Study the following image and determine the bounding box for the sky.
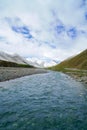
[0,0,87,66]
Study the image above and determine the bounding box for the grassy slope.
[48,49,87,83]
[0,60,34,68]
[50,49,87,71]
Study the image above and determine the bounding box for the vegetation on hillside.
[0,60,34,68]
[49,49,87,71]
[48,49,87,83]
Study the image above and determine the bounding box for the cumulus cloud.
[0,0,87,66]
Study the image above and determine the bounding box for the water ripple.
[0,72,87,130]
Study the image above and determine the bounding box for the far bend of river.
[0,71,87,130]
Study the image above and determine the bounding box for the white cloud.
[0,0,87,66]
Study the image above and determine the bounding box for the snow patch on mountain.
[0,51,58,68]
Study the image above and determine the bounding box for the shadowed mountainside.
[0,52,35,68]
[0,60,34,68]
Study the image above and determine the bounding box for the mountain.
[49,49,87,70]
[0,51,50,68]
[27,58,58,68]
[0,52,29,64]
[27,59,45,68]
[0,52,34,67]
[0,51,59,68]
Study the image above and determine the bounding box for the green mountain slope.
[0,60,34,68]
[50,49,87,71]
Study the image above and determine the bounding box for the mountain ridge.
[0,51,57,68]
[49,49,87,70]
[0,51,35,68]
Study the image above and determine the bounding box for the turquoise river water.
[0,71,87,130]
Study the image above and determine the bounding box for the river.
[0,71,87,130]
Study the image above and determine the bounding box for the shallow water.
[0,72,87,130]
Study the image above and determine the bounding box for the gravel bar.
[0,67,48,82]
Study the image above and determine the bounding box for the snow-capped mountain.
[0,51,58,68]
[0,51,29,65]
[0,51,45,68]
[27,58,58,68]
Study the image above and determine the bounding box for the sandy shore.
[0,67,48,82]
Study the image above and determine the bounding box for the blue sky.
[0,0,87,66]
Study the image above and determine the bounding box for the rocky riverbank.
[0,67,48,82]
[65,70,87,84]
